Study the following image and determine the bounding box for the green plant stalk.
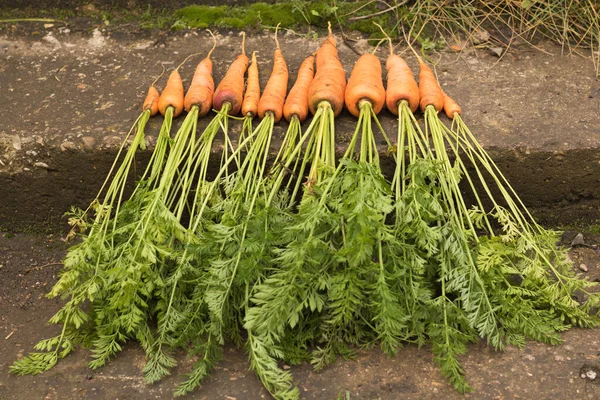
[144,102,270,386]
[243,102,338,400]
[425,105,501,339]
[85,104,204,371]
[175,109,321,397]
[245,100,404,398]
[443,113,600,317]
[9,107,159,376]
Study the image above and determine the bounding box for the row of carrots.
[140,25,461,140]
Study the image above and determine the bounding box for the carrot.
[386,54,420,114]
[344,53,385,117]
[158,69,185,117]
[184,30,217,116]
[308,22,346,116]
[373,24,419,115]
[283,54,314,122]
[242,51,260,118]
[418,60,444,112]
[257,26,288,122]
[405,38,444,112]
[143,86,160,116]
[213,32,249,115]
[443,90,462,119]
[142,64,165,116]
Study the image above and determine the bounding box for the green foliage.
[10,64,600,400]
[174,3,298,30]
[170,1,396,35]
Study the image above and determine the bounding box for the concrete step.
[1,27,600,232]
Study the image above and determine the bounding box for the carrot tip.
[206,29,217,58]
[274,23,281,49]
[240,31,246,56]
[151,64,166,87]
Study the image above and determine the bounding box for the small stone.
[282,365,291,370]
[34,162,49,169]
[12,135,22,151]
[579,263,589,272]
[81,136,96,150]
[44,23,54,29]
[60,141,77,151]
[586,370,597,380]
[144,136,155,148]
[473,28,490,43]
[571,233,585,246]
[133,41,153,50]
[85,374,93,380]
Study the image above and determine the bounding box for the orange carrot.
[158,69,185,117]
[184,31,217,116]
[373,25,419,115]
[386,53,420,114]
[213,32,249,115]
[405,38,445,112]
[257,26,288,122]
[241,51,260,118]
[142,65,166,116]
[308,23,347,116]
[443,90,462,119]
[283,54,315,122]
[143,86,160,116]
[418,59,444,112]
[344,53,386,117]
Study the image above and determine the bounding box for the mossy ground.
[0,1,397,40]
[171,2,395,37]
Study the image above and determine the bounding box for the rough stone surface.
[1,26,600,232]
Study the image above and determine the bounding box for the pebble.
[33,162,49,169]
[571,233,585,246]
[579,263,589,272]
[81,136,96,150]
[12,135,22,151]
[60,141,77,151]
[586,370,597,380]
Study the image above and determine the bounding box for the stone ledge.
[1,29,599,232]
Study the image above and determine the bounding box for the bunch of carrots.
[11,25,599,400]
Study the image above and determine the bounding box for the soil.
[0,232,599,399]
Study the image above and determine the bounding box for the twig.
[343,36,361,56]
[0,18,66,24]
[340,0,377,18]
[25,262,63,273]
[348,0,408,21]
[328,0,362,56]
[5,330,16,340]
